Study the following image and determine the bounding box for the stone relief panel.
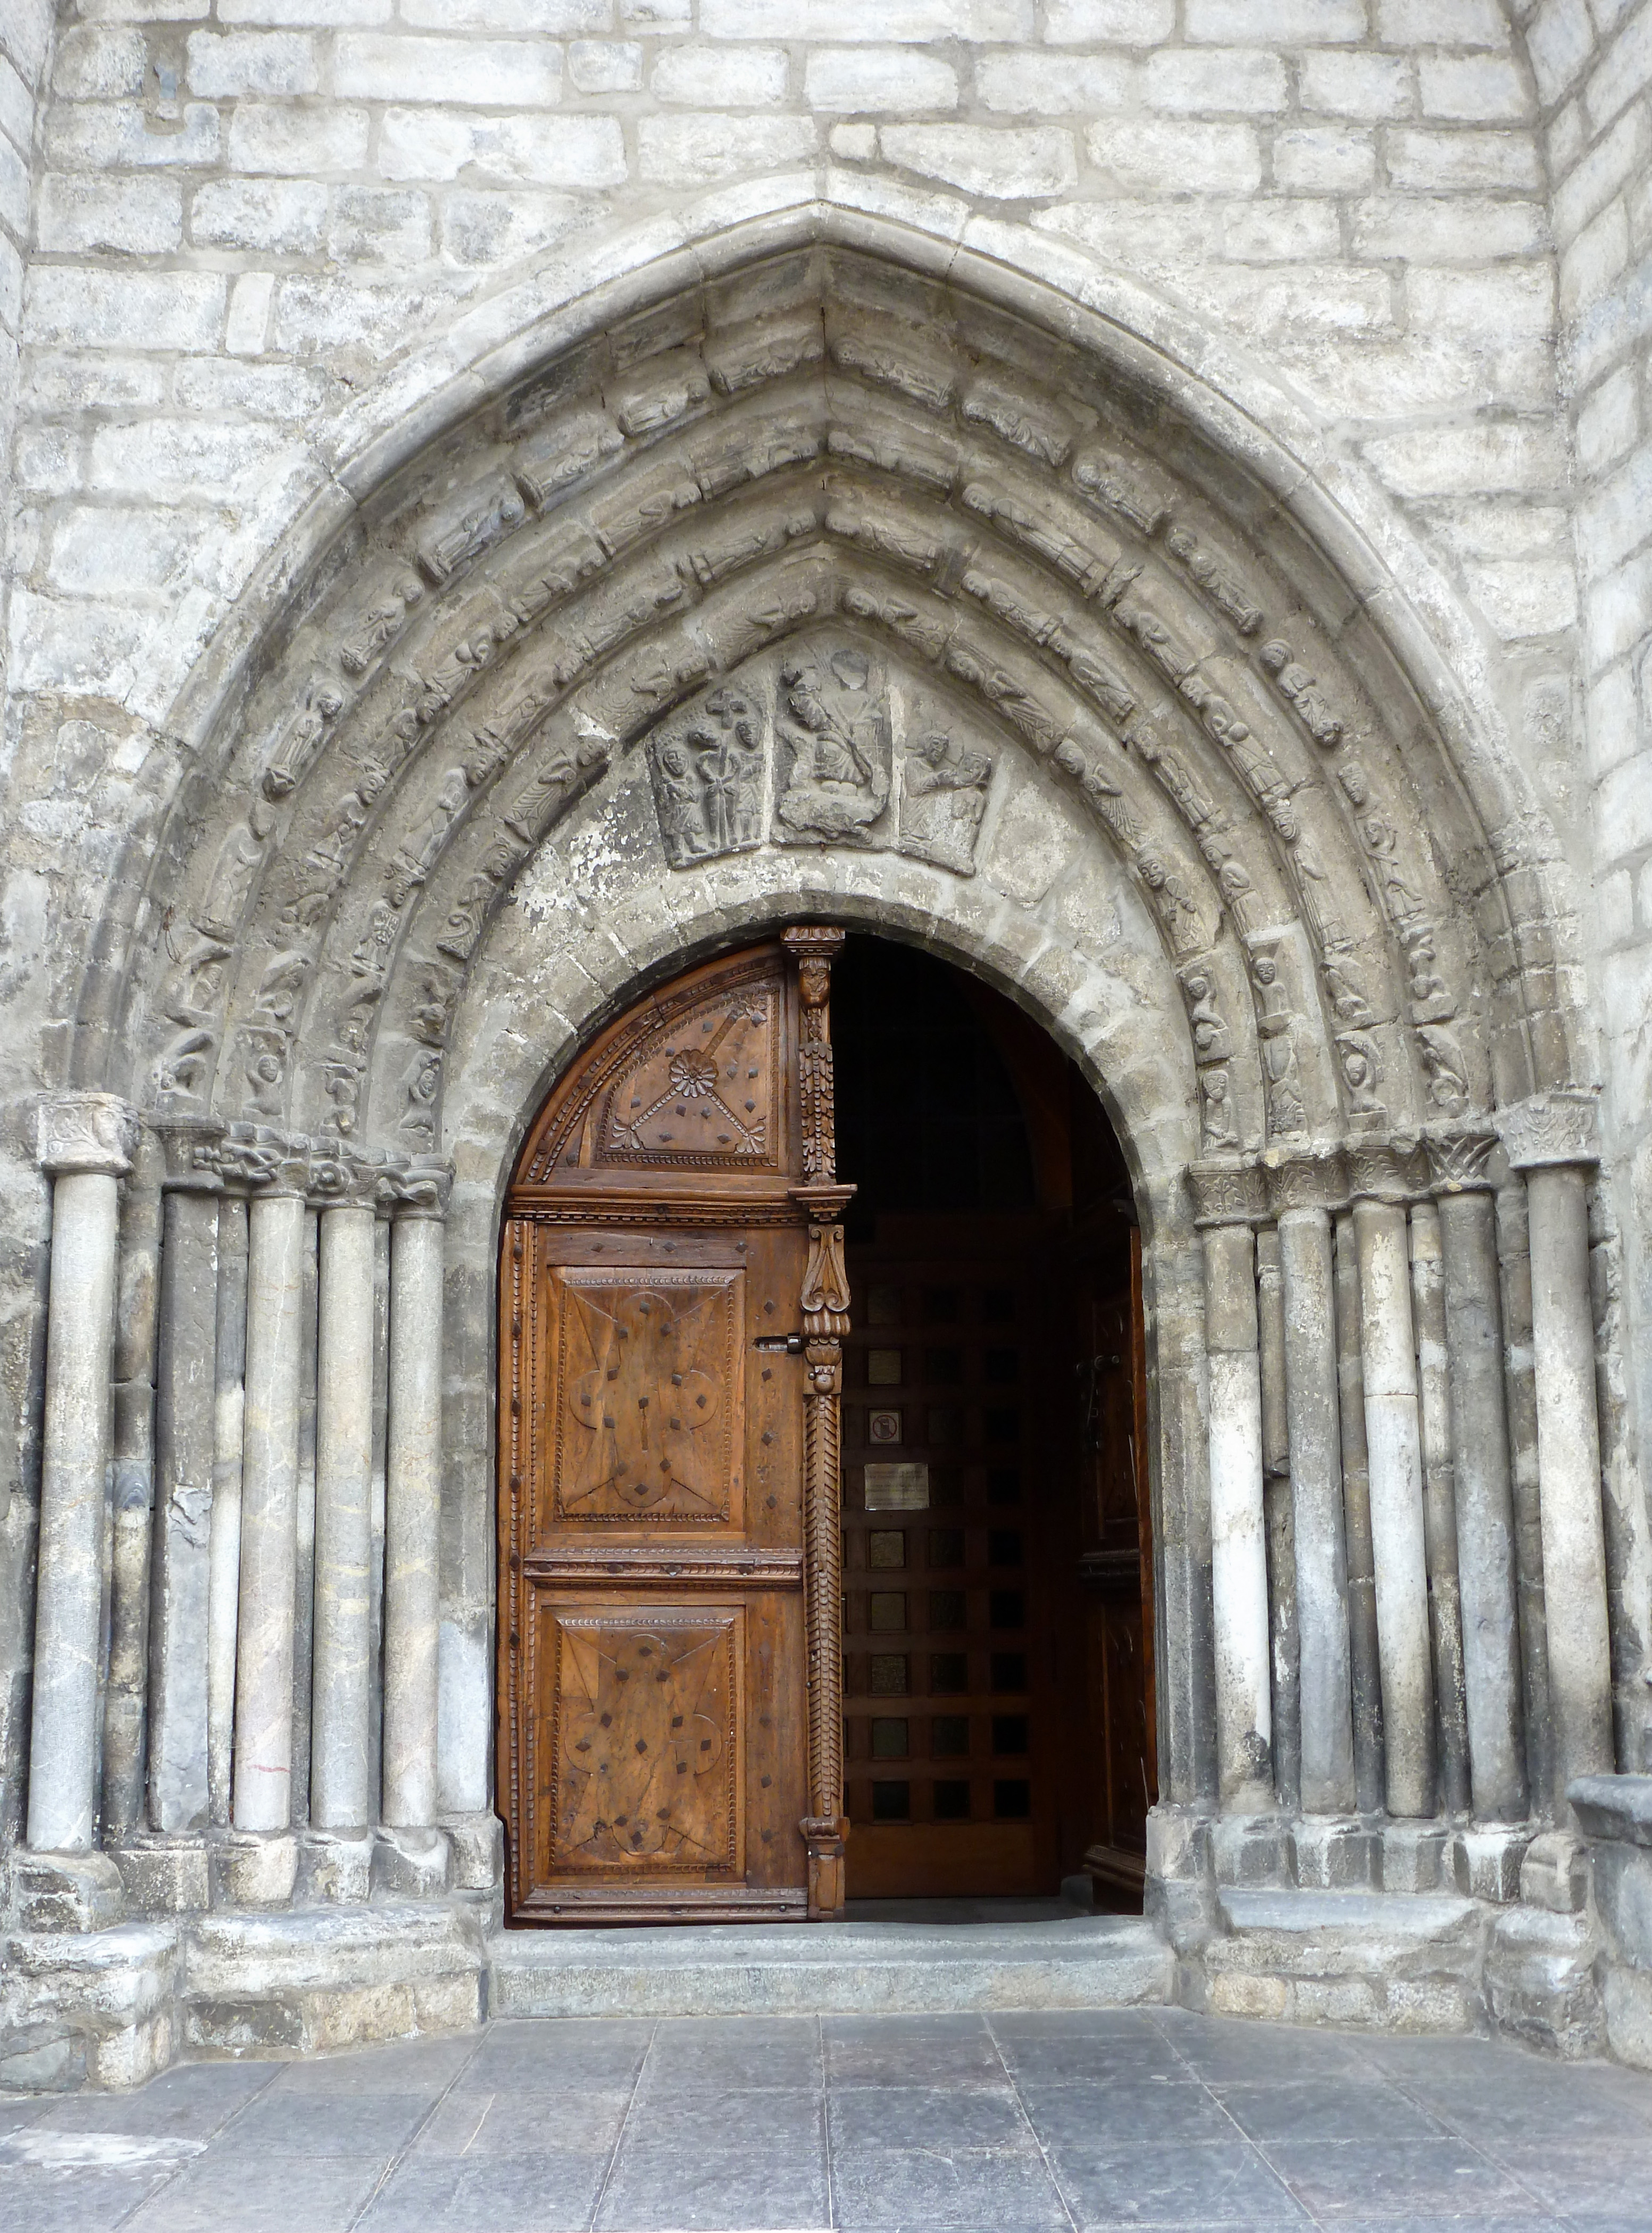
[637,634,998,879]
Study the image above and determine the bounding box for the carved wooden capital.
[1497,1091,1600,1173]
[36,1091,139,1179]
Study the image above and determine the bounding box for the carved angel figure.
[897,729,993,876]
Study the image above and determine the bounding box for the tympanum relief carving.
[644,635,997,877]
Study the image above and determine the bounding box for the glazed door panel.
[499,936,850,1925]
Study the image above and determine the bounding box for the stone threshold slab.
[487,1913,1173,2017]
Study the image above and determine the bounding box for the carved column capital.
[216,1122,310,1196]
[1497,1090,1600,1173]
[1344,1136,1426,1205]
[1186,1157,1267,1229]
[306,1146,382,1211]
[1260,1146,1347,1218]
[1422,1124,1501,1195]
[152,1113,227,1192]
[36,1091,139,1179]
[377,1157,454,1221]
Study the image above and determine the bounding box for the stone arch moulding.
[23,223,1627,1973]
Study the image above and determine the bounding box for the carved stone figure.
[195,802,277,940]
[262,681,344,801]
[773,645,891,847]
[897,729,994,875]
[647,687,765,867]
[1249,944,1307,1138]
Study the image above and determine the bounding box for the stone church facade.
[3,0,1652,2089]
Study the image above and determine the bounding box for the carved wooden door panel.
[499,934,851,1924]
[1078,1230,1157,1898]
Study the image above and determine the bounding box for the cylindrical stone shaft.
[1202,1222,1272,1807]
[1256,1229,1300,1812]
[28,1167,124,1854]
[1353,1197,1436,1818]
[311,1202,377,1830]
[207,1194,248,1828]
[1279,1207,1355,1813]
[1334,1209,1384,1811]
[1526,1164,1615,1807]
[104,1126,164,1840]
[1497,1180,1553,1816]
[383,1211,445,1829]
[148,1184,221,1832]
[233,1189,306,1834]
[1438,1187,1526,1821]
[1409,1202,1470,1817]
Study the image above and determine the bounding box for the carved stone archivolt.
[107,241,1568,1177]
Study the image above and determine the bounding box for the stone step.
[1202,1887,1487,2031]
[488,1914,1174,2018]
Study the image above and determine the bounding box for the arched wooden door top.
[498,931,851,1925]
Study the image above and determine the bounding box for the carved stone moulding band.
[36,1091,139,1179]
[1496,1090,1601,1173]
[1186,1157,1267,1229]
[1422,1125,1501,1195]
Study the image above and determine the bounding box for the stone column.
[1334,1207,1385,1812]
[230,1136,309,1886]
[1269,1157,1356,1815]
[147,1118,223,1837]
[1500,1094,1614,1813]
[305,1157,379,1895]
[1349,1146,1435,1820]
[1497,1177,1553,1813]
[1409,1199,1471,1817]
[377,1161,451,1895]
[1427,1130,1526,1824]
[207,1188,249,1828]
[1189,1164,1272,1810]
[1255,1227,1300,1815]
[103,1121,163,1844]
[28,1093,138,1862]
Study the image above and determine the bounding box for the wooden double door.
[498,930,1154,1924]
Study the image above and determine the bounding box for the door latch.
[753,1333,806,1353]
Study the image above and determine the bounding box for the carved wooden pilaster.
[783,925,852,1920]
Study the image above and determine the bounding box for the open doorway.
[832,936,1156,1908]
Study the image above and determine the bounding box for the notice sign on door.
[864,1463,929,1512]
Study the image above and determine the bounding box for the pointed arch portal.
[22,224,1621,1993]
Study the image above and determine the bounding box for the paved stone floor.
[4,2007,1652,2232]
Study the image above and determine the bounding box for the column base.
[211,1830,298,1910]
[296,1829,375,1905]
[1381,1821,1450,1893]
[1212,1812,1290,1888]
[112,1837,211,1916]
[440,1811,504,1893]
[15,1849,126,1933]
[1451,1824,1532,1904]
[1290,1817,1380,1890]
[1521,1828,1589,1913]
[372,1824,450,1899]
